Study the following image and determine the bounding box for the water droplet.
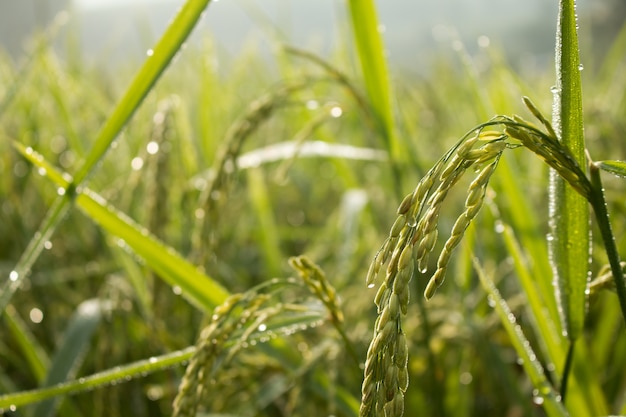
[532,395,544,405]
[57,187,66,196]
[146,49,154,56]
[459,372,473,385]
[44,240,52,250]
[367,283,375,289]
[29,307,43,323]
[477,35,490,48]
[494,220,505,234]
[578,63,584,71]
[9,270,19,281]
[330,106,343,118]
[487,294,496,307]
[550,85,560,94]
[131,157,144,171]
[146,141,159,155]
[172,286,182,295]
[258,323,267,332]
[37,167,47,176]
[149,357,158,364]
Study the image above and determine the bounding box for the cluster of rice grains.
[172,292,277,417]
[360,97,592,417]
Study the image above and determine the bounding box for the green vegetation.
[2,0,626,416]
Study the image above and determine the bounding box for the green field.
[2,1,626,416]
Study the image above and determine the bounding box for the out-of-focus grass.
[1,3,626,416]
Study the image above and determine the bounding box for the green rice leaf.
[0,347,196,409]
[0,309,328,409]
[3,305,49,382]
[33,299,104,417]
[596,160,626,179]
[475,259,569,417]
[13,143,230,311]
[346,0,399,160]
[72,0,213,184]
[550,0,590,341]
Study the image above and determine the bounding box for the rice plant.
[1,0,626,416]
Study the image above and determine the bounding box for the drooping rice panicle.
[361,99,597,415]
[173,292,272,417]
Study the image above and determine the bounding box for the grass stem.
[589,160,626,325]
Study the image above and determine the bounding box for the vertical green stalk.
[550,0,590,342]
[589,162,626,324]
[346,0,394,149]
[346,0,404,196]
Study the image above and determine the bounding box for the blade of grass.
[72,0,213,185]
[247,167,283,277]
[0,347,196,409]
[499,223,563,373]
[588,161,626,325]
[14,143,229,311]
[3,304,49,382]
[474,258,569,417]
[550,0,590,342]
[33,299,104,417]
[346,0,404,195]
[0,308,329,409]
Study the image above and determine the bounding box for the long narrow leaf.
[72,0,213,184]
[33,299,104,417]
[3,304,49,382]
[0,308,328,409]
[474,259,569,417]
[14,143,230,311]
[346,0,399,161]
[550,0,590,341]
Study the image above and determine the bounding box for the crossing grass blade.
[14,142,230,312]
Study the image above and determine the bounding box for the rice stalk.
[190,82,306,265]
[362,98,598,415]
[172,292,272,417]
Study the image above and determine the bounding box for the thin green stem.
[588,160,626,325]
